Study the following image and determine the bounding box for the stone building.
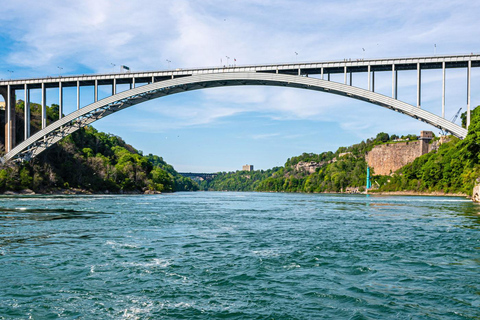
[242,164,254,172]
[366,131,438,176]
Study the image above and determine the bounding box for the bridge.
[178,172,218,181]
[1,53,479,163]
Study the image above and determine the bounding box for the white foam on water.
[105,240,139,249]
[123,258,171,269]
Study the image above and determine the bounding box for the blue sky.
[0,0,479,172]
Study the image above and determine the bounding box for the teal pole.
[366,167,371,189]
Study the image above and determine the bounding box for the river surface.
[0,192,479,319]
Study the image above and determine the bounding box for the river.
[0,192,479,319]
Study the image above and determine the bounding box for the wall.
[366,139,438,176]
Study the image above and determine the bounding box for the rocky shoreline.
[367,190,468,198]
[1,188,163,195]
[2,188,475,201]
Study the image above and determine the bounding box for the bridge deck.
[1,54,479,89]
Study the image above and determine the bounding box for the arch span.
[3,72,467,162]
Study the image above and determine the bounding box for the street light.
[7,70,13,78]
[166,59,171,69]
[295,52,298,62]
[57,66,63,77]
[111,63,116,73]
[226,56,230,66]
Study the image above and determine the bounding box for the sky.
[0,0,479,172]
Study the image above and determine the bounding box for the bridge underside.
[3,72,468,163]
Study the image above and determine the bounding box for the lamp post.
[57,66,63,77]
[111,63,116,73]
[295,52,298,62]
[226,56,230,67]
[166,59,171,69]
[7,70,13,78]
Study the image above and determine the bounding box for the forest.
[0,101,198,193]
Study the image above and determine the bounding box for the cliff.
[366,132,440,175]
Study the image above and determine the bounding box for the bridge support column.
[442,61,445,118]
[94,79,98,102]
[3,85,15,153]
[344,66,347,84]
[321,67,324,80]
[41,83,46,129]
[58,81,63,120]
[467,60,471,128]
[132,77,136,89]
[392,64,396,98]
[417,63,421,108]
[112,78,116,95]
[372,71,375,92]
[24,84,30,140]
[368,65,371,91]
[77,81,80,110]
[349,71,352,86]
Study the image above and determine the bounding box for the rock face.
[472,185,480,202]
[294,161,325,174]
[366,134,440,176]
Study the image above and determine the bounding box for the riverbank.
[2,188,163,195]
[1,188,470,199]
[367,190,468,197]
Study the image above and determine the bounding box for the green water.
[0,192,479,319]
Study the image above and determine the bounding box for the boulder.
[472,185,480,202]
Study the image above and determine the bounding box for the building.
[242,164,254,172]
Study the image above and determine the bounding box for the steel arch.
[3,72,468,162]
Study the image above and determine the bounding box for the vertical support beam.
[151,76,155,83]
[94,79,98,102]
[368,65,371,91]
[112,78,116,95]
[132,77,136,88]
[77,81,80,110]
[442,61,445,118]
[6,85,11,152]
[396,69,399,99]
[392,64,395,98]
[344,66,347,84]
[24,84,30,139]
[349,72,352,86]
[467,60,471,128]
[417,62,421,108]
[41,83,46,129]
[328,73,330,81]
[59,81,63,120]
[298,68,301,76]
[321,67,324,80]
[372,71,375,92]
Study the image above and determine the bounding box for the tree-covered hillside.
[378,107,480,195]
[0,101,198,193]
[203,132,410,193]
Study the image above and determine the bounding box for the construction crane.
[440,107,462,136]
[451,107,462,123]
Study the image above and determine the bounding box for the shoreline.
[1,188,470,199]
[366,190,468,198]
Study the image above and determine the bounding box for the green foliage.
[380,106,480,195]
[203,168,281,191]
[0,124,198,193]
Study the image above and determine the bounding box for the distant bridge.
[179,172,218,181]
[1,53,479,163]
